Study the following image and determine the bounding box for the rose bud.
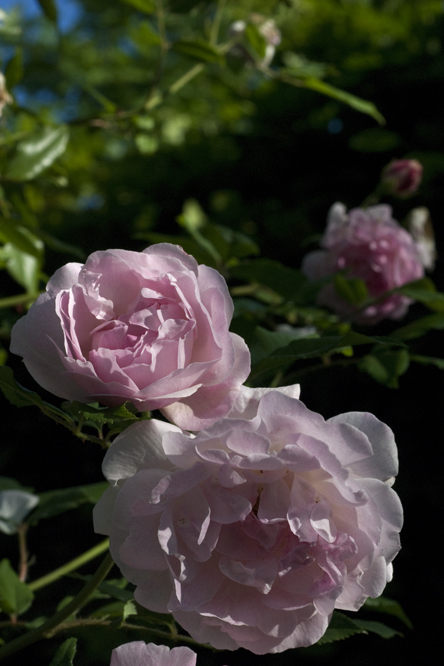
[381,159,423,198]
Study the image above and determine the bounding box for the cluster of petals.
[94,386,402,655]
[10,243,250,430]
[110,641,197,666]
[302,202,425,324]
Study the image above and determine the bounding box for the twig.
[0,553,114,661]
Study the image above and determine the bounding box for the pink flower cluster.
[10,244,250,430]
[94,386,402,655]
[10,241,404,655]
[302,202,425,323]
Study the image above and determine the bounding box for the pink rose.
[302,202,425,324]
[381,159,423,198]
[10,244,250,430]
[94,386,402,655]
[110,642,196,666]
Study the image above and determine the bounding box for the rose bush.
[110,642,197,666]
[94,386,402,654]
[10,243,250,430]
[302,202,425,323]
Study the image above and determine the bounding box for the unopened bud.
[381,159,423,198]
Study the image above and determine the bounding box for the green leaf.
[36,0,58,24]
[129,22,161,51]
[334,273,369,306]
[0,559,34,616]
[4,48,24,89]
[29,482,108,525]
[177,198,207,232]
[34,229,86,261]
[391,312,444,341]
[395,278,444,312]
[358,349,410,388]
[244,24,267,60]
[5,126,70,181]
[250,330,403,379]
[230,259,307,301]
[123,599,138,621]
[0,219,43,260]
[173,40,224,65]
[410,354,444,371]
[98,580,134,602]
[233,298,268,319]
[352,619,402,639]
[82,85,117,113]
[0,477,32,493]
[119,0,155,14]
[316,611,366,645]
[282,51,329,79]
[3,244,41,294]
[364,596,412,629]
[131,600,176,630]
[0,367,68,419]
[0,345,7,365]
[135,134,158,155]
[48,638,77,666]
[176,199,221,265]
[250,326,318,367]
[90,601,126,619]
[201,224,259,262]
[61,401,141,434]
[299,77,385,125]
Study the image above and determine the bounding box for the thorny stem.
[16,525,29,583]
[28,539,110,593]
[0,552,115,662]
[41,618,213,651]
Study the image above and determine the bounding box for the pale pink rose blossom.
[94,386,402,655]
[302,202,425,324]
[110,641,196,666]
[10,244,250,430]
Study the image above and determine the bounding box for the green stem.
[0,293,41,310]
[209,0,226,46]
[17,524,29,583]
[283,357,359,385]
[0,552,114,662]
[361,184,384,208]
[28,539,110,592]
[168,64,205,96]
[45,618,211,650]
[145,63,205,110]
